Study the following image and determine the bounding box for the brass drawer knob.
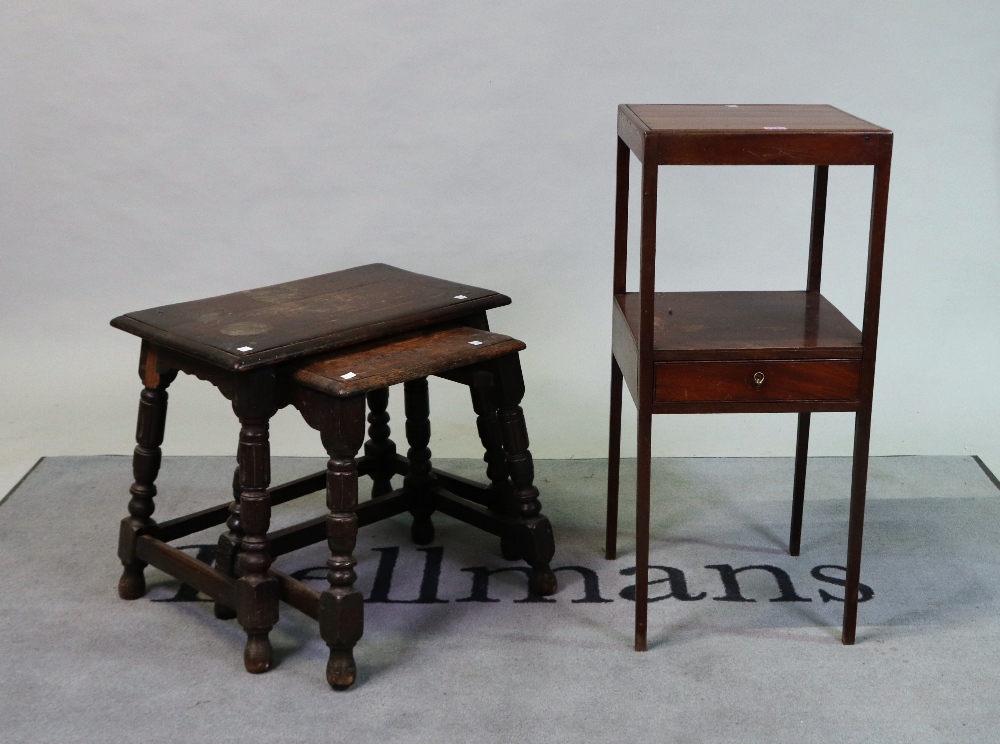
[753,371,765,386]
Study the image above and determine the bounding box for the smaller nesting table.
[111,264,557,689]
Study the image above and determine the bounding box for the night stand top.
[618,104,891,166]
[111,263,510,371]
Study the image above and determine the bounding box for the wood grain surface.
[615,291,863,361]
[111,264,510,370]
[291,326,525,396]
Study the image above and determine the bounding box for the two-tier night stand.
[604,105,892,651]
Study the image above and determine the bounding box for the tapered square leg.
[634,406,653,652]
[842,407,872,645]
[790,412,811,557]
[606,356,624,560]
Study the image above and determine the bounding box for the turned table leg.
[212,464,241,620]
[232,370,280,674]
[118,345,176,599]
[364,388,396,498]
[469,372,511,516]
[318,395,367,689]
[492,354,557,596]
[404,378,436,545]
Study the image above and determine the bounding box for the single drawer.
[655,359,861,403]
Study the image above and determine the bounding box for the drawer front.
[655,360,861,403]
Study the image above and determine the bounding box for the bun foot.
[529,567,558,597]
[214,602,237,620]
[118,564,146,600]
[410,515,434,546]
[243,631,273,674]
[327,649,357,690]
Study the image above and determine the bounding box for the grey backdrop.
[2,2,999,498]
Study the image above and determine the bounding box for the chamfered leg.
[403,378,435,545]
[118,344,176,599]
[790,412,811,557]
[634,405,652,651]
[842,407,873,645]
[606,356,624,560]
[364,387,396,498]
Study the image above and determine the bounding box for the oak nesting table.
[604,105,892,650]
[111,263,557,689]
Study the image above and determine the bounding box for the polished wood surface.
[291,326,525,396]
[111,264,510,371]
[113,265,557,690]
[627,104,885,132]
[615,291,863,361]
[654,359,861,403]
[618,104,890,166]
[606,103,893,652]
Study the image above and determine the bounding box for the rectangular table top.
[618,104,891,165]
[291,326,525,397]
[624,104,887,133]
[111,264,510,371]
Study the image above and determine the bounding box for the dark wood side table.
[111,264,557,680]
[285,324,552,688]
[604,105,892,650]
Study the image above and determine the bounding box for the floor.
[1,455,998,743]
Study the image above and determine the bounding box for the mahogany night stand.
[604,105,892,650]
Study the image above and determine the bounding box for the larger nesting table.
[111,263,557,686]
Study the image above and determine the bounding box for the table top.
[618,104,891,165]
[624,104,887,133]
[292,326,525,397]
[111,264,510,371]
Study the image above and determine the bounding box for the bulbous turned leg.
[232,369,279,674]
[493,354,557,596]
[364,388,397,498]
[243,629,272,674]
[404,378,435,546]
[117,350,175,600]
[213,465,241,620]
[470,374,513,519]
[118,563,147,600]
[327,648,358,691]
[317,394,367,690]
